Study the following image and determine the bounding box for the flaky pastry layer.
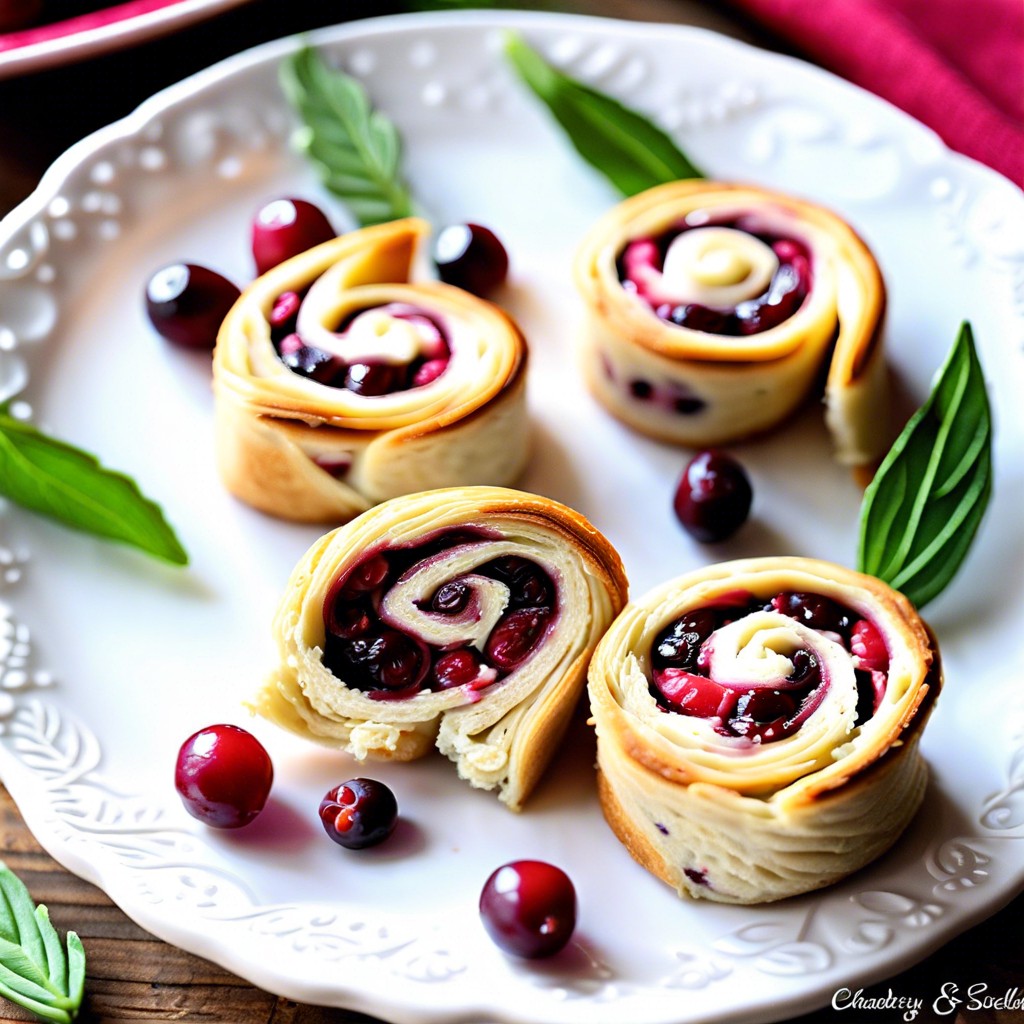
[258,485,628,810]
[214,219,529,522]
[588,557,940,903]
[574,181,888,466]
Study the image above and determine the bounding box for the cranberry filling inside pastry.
[650,591,889,742]
[321,531,558,701]
[618,217,813,336]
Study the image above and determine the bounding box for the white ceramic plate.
[1,11,1023,1024]
[0,0,251,79]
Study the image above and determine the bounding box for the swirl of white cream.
[656,226,779,307]
[612,609,860,794]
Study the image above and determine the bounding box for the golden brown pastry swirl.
[574,181,888,468]
[588,557,940,903]
[214,218,528,523]
[257,486,628,810]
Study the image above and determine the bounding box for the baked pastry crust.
[588,557,940,903]
[257,485,628,810]
[213,218,529,522]
[574,181,888,467]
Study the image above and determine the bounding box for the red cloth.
[727,0,1024,186]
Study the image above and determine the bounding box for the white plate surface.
[0,0,251,79]
[1,11,1023,1024]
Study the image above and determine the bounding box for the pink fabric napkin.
[726,0,1024,186]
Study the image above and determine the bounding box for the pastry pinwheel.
[257,486,628,810]
[574,181,888,468]
[214,218,528,522]
[588,557,940,903]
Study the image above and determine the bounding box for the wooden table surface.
[0,1,1020,1022]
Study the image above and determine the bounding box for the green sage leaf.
[0,863,85,1023]
[504,31,704,196]
[858,322,992,608]
[0,412,188,565]
[281,45,414,226]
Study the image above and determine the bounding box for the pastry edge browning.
[213,219,531,523]
[573,180,889,466]
[588,557,941,903]
[258,486,629,811]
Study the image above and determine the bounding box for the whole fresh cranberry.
[673,449,753,543]
[479,860,577,958]
[174,724,273,828]
[145,263,240,349]
[319,778,398,849]
[252,198,336,275]
[432,223,509,296]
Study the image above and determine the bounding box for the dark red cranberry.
[728,689,796,740]
[252,198,336,275]
[345,361,406,396]
[787,648,820,684]
[319,778,398,850]
[145,263,240,350]
[479,860,576,959]
[735,263,807,335]
[432,223,509,296]
[486,608,551,671]
[174,724,273,829]
[337,555,390,597]
[325,630,426,693]
[772,592,851,635]
[669,303,729,335]
[653,609,718,670]
[851,618,889,672]
[431,580,471,614]
[484,557,553,609]
[673,449,753,543]
[278,334,342,383]
[327,602,373,640]
[433,648,485,689]
[367,630,428,690]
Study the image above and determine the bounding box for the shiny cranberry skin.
[278,334,342,384]
[345,361,407,396]
[319,778,398,850]
[252,198,336,275]
[728,689,797,740]
[773,592,852,635]
[653,609,718,670]
[480,860,576,959]
[431,580,471,614]
[673,450,753,543]
[145,263,240,350]
[655,668,729,717]
[432,223,509,296]
[486,608,552,671]
[433,648,485,689]
[337,554,390,597]
[174,724,273,829]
